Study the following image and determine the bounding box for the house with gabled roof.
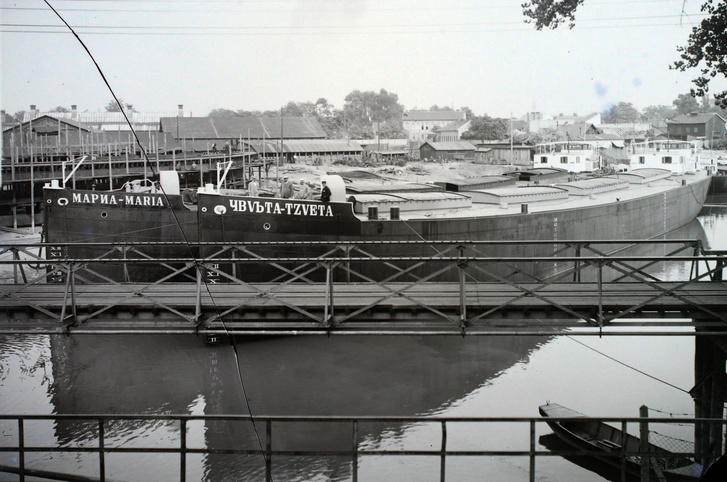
[402,110,467,143]
[433,119,472,142]
[3,115,93,160]
[667,112,726,142]
[418,140,476,161]
[526,112,602,133]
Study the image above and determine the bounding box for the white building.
[402,110,467,143]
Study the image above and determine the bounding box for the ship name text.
[71,193,165,207]
[228,199,334,217]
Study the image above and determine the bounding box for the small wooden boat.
[539,403,702,481]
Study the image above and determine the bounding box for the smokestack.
[178,104,184,117]
[30,105,39,118]
[71,105,78,120]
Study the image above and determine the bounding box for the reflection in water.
[0,205,724,480]
[44,334,549,480]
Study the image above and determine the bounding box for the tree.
[282,101,318,117]
[208,108,238,117]
[460,107,476,120]
[2,111,15,124]
[522,1,727,107]
[461,115,508,141]
[673,93,700,115]
[672,1,727,107]
[50,106,70,113]
[105,99,135,112]
[522,0,585,30]
[642,105,677,121]
[343,89,405,139]
[601,102,641,123]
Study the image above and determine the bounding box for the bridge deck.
[1,281,725,336]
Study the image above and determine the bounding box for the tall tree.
[50,106,70,113]
[282,101,317,117]
[672,1,727,107]
[642,105,677,121]
[343,89,404,139]
[461,115,508,141]
[673,93,700,115]
[522,1,727,107]
[601,102,641,123]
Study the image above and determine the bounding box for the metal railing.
[1,239,725,336]
[0,413,722,482]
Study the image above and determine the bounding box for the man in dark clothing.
[320,180,331,203]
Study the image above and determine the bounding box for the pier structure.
[0,147,266,228]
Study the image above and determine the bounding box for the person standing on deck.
[320,180,331,203]
[295,179,311,200]
[281,176,294,198]
[248,177,259,197]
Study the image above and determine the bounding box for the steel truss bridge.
[0,239,725,338]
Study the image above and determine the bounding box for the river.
[0,197,725,481]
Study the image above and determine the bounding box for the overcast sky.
[2,0,726,119]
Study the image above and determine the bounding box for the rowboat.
[539,403,702,480]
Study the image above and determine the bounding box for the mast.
[278,107,283,188]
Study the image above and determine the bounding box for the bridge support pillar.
[692,330,727,469]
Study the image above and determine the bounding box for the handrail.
[0,413,721,482]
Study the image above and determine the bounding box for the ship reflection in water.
[43,334,550,481]
[0,205,724,481]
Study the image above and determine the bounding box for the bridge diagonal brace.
[464,263,600,326]
[332,263,465,326]
[603,264,727,324]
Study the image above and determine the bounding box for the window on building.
[540,156,547,164]
[575,156,580,163]
[663,156,672,164]
[560,156,568,164]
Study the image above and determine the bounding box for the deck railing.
[0,413,722,482]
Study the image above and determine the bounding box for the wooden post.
[30,145,35,233]
[639,405,650,481]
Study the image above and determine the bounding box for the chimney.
[30,105,39,118]
[71,105,78,120]
[178,104,184,117]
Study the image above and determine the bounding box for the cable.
[41,1,272,477]
[565,334,691,393]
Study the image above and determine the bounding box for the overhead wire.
[41,0,272,476]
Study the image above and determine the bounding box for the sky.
[2,0,726,119]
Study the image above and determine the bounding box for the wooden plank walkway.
[1,281,726,335]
